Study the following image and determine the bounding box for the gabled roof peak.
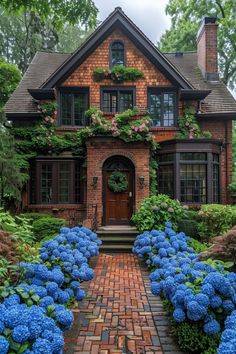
[42,7,193,89]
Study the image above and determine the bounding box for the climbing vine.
[176,107,212,139]
[9,103,159,192]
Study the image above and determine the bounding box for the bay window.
[158,141,221,204]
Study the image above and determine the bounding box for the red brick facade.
[24,23,233,227]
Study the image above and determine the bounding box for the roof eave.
[197,111,236,119]
[28,89,55,100]
[180,89,211,100]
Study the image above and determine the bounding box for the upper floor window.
[110,41,125,67]
[101,87,134,113]
[148,89,177,127]
[59,88,88,126]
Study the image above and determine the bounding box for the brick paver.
[64,254,184,354]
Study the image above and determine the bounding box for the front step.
[97,226,138,252]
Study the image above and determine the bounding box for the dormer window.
[110,41,125,67]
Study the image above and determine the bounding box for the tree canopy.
[0,8,94,73]
[0,116,29,208]
[0,0,98,30]
[0,59,21,108]
[159,0,236,89]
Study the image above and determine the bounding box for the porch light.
[138,175,145,189]
[91,176,98,189]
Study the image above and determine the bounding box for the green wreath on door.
[108,171,128,193]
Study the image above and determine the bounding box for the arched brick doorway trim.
[102,155,135,225]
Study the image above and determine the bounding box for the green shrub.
[188,238,209,253]
[178,210,199,239]
[131,194,184,232]
[198,204,236,241]
[20,212,51,222]
[163,299,220,354]
[171,320,220,353]
[32,217,65,241]
[0,209,35,245]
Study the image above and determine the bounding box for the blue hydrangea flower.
[203,319,220,335]
[0,336,9,354]
[12,325,30,343]
[173,308,186,323]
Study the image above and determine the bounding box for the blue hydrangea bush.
[0,226,101,353]
[133,222,236,353]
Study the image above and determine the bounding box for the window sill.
[28,204,86,210]
[150,127,179,131]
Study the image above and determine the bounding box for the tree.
[158,0,236,89]
[0,59,21,108]
[0,7,96,73]
[0,0,98,30]
[0,116,28,208]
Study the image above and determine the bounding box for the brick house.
[5,8,236,228]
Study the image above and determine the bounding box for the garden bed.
[133,222,236,354]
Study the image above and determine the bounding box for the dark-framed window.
[30,159,83,204]
[110,41,125,67]
[148,88,177,127]
[59,87,89,126]
[213,154,220,203]
[101,87,134,113]
[158,150,220,204]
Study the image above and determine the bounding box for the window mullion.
[207,152,213,203]
[175,153,180,200]
[117,90,120,111]
[72,94,74,126]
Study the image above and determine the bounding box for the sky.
[94,0,171,44]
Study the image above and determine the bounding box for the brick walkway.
[64,253,184,354]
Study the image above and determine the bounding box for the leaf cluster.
[93,66,144,83]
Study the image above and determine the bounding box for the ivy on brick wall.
[176,107,212,139]
[10,103,159,194]
[93,66,144,83]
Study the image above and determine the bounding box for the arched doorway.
[102,155,135,225]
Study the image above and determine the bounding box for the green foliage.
[93,66,144,83]
[198,204,236,240]
[0,115,29,207]
[0,209,35,245]
[178,209,199,239]
[0,282,41,306]
[32,217,65,241]
[171,320,220,353]
[227,181,236,195]
[20,212,52,222]
[188,238,208,253]
[0,0,98,30]
[0,58,21,108]
[176,107,212,139]
[149,155,158,196]
[162,299,220,353]
[0,257,19,282]
[0,7,96,73]
[158,0,236,89]
[131,194,184,232]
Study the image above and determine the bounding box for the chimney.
[197,17,219,81]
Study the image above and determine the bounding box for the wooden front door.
[103,156,134,225]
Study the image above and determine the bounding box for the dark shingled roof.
[5,51,70,114]
[165,52,236,113]
[5,50,236,115]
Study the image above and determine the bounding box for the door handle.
[129,191,132,197]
